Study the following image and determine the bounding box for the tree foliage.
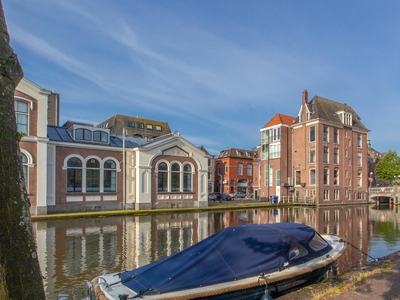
[0,1,46,299]
[375,150,400,186]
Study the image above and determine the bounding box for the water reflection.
[33,205,400,299]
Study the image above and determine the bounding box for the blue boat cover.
[120,223,332,295]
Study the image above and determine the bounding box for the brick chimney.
[302,89,308,105]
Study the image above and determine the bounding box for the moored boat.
[86,223,345,300]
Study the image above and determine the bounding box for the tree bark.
[0,1,46,299]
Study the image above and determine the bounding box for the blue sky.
[4,1,400,155]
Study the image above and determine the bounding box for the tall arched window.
[171,163,180,191]
[158,162,168,192]
[21,153,28,188]
[183,164,192,192]
[86,158,100,192]
[67,157,82,192]
[104,160,116,192]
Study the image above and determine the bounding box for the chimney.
[302,89,308,105]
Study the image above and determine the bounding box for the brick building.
[16,78,208,215]
[215,148,256,195]
[257,90,370,204]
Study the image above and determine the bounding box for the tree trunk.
[0,1,46,299]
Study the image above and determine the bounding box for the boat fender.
[118,294,129,300]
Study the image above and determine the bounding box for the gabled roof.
[298,96,368,131]
[263,114,296,128]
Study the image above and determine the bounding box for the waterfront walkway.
[278,250,400,300]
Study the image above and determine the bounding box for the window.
[309,147,316,163]
[276,169,280,186]
[67,157,82,192]
[217,163,221,175]
[295,170,301,186]
[21,153,28,188]
[75,128,92,141]
[261,128,281,160]
[155,125,162,131]
[158,162,168,191]
[93,131,108,143]
[238,163,243,175]
[103,160,116,192]
[183,164,192,192]
[309,126,315,142]
[224,163,228,174]
[127,121,134,127]
[334,128,338,144]
[15,100,29,135]
[86,158,100,192]
[358,153,362,166]
[323,147,329,163]
[323,126,329,142]
[146,124,153,130]
[171,163,180,191]
[264,165,273,186]
[137,122,144,129]
[310,169,316,185]
[324,190,329,200]
[247,164,252,176]
[334,169,339,185]
[334,190,339,200]
[334,148,339,164]
[358,170,362,187]
[324,168,329,185]
[357,134,362,147]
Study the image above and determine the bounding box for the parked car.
[208,192,232,202]
[229,191,247,199]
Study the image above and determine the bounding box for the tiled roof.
[301,96,368,131]
[263,114,296,128]
[217,148,256,159]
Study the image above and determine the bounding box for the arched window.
[104,160,116,192]
[86,158,100,192]
[67,157,82,192]
[75,128,92,141]
[183,164,192,192]
[21,153,28,188]
[158,162,168,192]
[171,163,180,191]
[15,100,29,135]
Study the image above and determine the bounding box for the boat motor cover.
[120,222,332,295]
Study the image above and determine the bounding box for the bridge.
[369,186,400,204]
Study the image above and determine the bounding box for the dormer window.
[69,125,109,144]
[75,128,92,141]
[146,124,153,130]
[337,111,352,126]
[137,122,144,129]
[127,121,134,127]
[237,151,242,156]
[155,125,162,131]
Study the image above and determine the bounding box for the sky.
[3,1,400,156]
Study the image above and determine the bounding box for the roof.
[96,114,171,136]
[47,125,147,148]
[298,96,368,131]
[217,148,256,159]
[263,114,296,128]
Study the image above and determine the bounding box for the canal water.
[34,204,400,299]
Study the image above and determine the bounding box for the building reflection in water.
[34,205,397,299]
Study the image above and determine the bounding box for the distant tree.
[375,150,400,186]
[0,1,46,299]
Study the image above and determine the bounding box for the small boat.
[86,223,345,300]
